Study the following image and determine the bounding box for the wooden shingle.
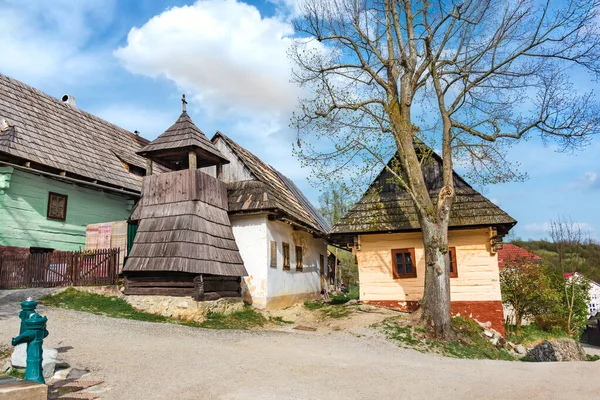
[0,73,158,191]
[331,152,516,235]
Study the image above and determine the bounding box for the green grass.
[6,368,25,380]
[506,324,569,344]
[0,345,10,360]
[321,306,351,319]
[40,288,171,323]
[270,316,294,324]
[304,298,354,319]
[41,288,266,330]
[304,300,325,310]
[329,285,359,305]
[380,316,516,361]
[586,354,600,361]
[199,308,267,330]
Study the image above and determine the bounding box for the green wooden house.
[0,74,150,252]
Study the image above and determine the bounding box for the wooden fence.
[0,249,120,289]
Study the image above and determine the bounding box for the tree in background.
[291,0,600,338]
[500,259,558,335]
[318,182,359,287]
[548,217,592,336]
[318,182,352,228]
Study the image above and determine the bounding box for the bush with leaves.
[539,271,591,337]
[500,259,559,335]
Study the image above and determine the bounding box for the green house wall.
[0,167,136,251]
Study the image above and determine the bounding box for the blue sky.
[0,0,598,241]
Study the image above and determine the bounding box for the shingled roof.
[0,73,151,192]
[213,132,331,234]
[138,111,229,169]
[497,244,542,268]
[331,152,516,235]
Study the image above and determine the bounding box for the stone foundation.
[125,295,245,322]
[74,286,245,323]
[361,300,420,312]
[361,299,505,336]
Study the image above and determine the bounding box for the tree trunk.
[420,217,453,339]
[515,310,522,336]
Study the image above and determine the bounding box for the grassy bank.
[379,316,516,361]
[40,288,266,330]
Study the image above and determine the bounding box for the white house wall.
[266,219,328,308]
[230,214,269,308]
[589,280,600,317]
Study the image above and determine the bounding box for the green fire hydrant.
[11,311,49,384]
[18,297,38,334]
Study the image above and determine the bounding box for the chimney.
[61,94,76,107]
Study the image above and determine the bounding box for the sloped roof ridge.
[139,112,228,163]
[0,73,150,145]
[213,131,330,233]
[331,144,516,234]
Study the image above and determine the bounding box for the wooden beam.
[146,159,153,176]
[188,151,197,170]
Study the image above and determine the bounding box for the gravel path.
[0,289,597,399]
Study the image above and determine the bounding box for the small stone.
[484,330,494,338]
[55,361,71,370]
[42,359,56,379]
[515,344,527,354]
[52,366,72,380]
[526,339,586,362]
[67,368,90,380]
[177,301,189,309]
[491,336,499,346]
[11,343,27,368]
[346,299,359,306]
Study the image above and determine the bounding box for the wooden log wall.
[141,169,228,210]
[124,272,242,299]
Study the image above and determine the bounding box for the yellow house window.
[448,247,458,278]
[391,248,416,279]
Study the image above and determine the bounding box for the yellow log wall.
[357,228,501,303]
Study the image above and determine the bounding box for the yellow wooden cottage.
[330,153,516,335]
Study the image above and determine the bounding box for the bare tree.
[549,216,590,335]
[290,0,600,338]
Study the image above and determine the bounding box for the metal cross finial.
[182,94,187,112]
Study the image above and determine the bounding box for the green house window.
[47,192,68,221]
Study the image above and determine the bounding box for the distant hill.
[511,240,600,283]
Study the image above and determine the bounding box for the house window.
[391,248,417,279]
[448,247,458,278]
[282,242,290,270]
[319,254,325,277]
[270,241,277,268]
[47,192,68,221]
[296,246,303,272]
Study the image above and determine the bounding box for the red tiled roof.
[498,244,542,268]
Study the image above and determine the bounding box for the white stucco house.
[565,272,600,318]
[201,132,330,309]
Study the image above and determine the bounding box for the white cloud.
[113,0,320,197]
[583,171,599,189]
[0,0,115,86]
[114,0,299,118]
[523,221,596,235]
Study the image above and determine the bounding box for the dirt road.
[0,290,597,399]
